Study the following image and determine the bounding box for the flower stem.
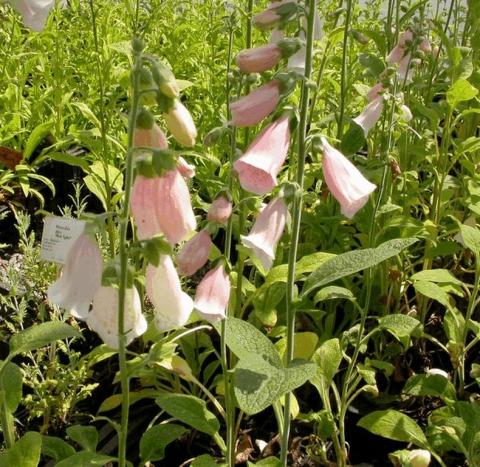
[117,40,142,467]
[281,1,316,465]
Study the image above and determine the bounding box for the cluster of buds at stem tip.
[164,100,197,147]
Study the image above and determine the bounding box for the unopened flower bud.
[409,449,431,467]
[399,104,413,122]
[151,59,179,99]
[164,101,197,147]
[208,196,232,224]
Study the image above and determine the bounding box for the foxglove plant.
[2,0,62,31]
[353,96,384,135]
[207,195,232,224]
[176,229,213,276]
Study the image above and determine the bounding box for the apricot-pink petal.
[133,123,168,150]
[47,234,103,320]
[366,83,384,102]
[146,256,193,330]
[87,286,147,350]
[321,137,376,218]
[9,0,61,31]
[233,115,290,195]
[131,171,196,245]
[397,54,414,82]
[176,230,212,276]
[236,44,283,73]
[164,100,197,147]
[194,265,230,322]
[176,156,195,179]
[241,197,287,270]
[230,80,281,128]
[353,97,384,135]
[207,196,233,224]
[386,44,406,65]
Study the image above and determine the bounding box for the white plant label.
[40,216,86,264]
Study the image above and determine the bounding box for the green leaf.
[140,424,187,462]
[218,317,282,367]
[447,79,478,108]
[459,224,480,257]
[9,322,81,357]
[314,286,355,303]
[24,121,54,160]
[311,338,342,390]
[302,238,418,297]
[378,314,423,341]
[55,451,116,467]
[156,394,220,435]
[191,454,224,467]
[413,281,453,311]
[403,374,456,403]
[66,425,98,452]
[248,457,282,466]
[411,269,462,285]
[41,436,76,462]
[0,362,22,412]
[48,152,90,171]
[0,432,42,467]
[340,121,366,155]
[234,354,315,415]
[358,410,428,447]
[84,162,123,210]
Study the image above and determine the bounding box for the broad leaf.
[411,269,462,285]
[378,314,423,341]
[302,238,417,297]
[55,451,116,467]
[156,394,220,436]
[0,432,42,467]
[0,362,22,412]
[9,322,81,357]
[311,338,342,390]
[66,425,98,452]
[358,410,428,447]
[447,78,478,108]
[140,424,187,462]
[403,374,456,403]
[41,436,76,462]
[459,224,480,257]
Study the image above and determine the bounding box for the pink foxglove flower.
[252,0,296,30]
[176,230,213,276]
[87,286,147,349]
[207,196,232,224]
[47,234,103,320]
[8,0,62,31]
[176,156,195,179]
[367,83,384,102]
[353,97,384,135]
[233,115,290,195]
[321,137,376,218]
[269,29,285,44]
[288,31,306,72]
[164,101,197,147]
[419,38,432,54]
[386,30,413,65]
[194,264,230,322]
[397,54,414,82]
[146,256,193,330]
[241,197,287,270]
[133,123,168,150]
[131,170,196,244]
[236,44,283,73]
[230,80,281,128]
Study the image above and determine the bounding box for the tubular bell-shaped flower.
[133,123,168,150]
[233,115,290,195]
[176,229,213,277]
[164,100,197,147]
[194,264,230,322]
[146,256,193,330]
[366,83,384,102]
[241,197,287,270]
[7,0,61,31]
[230,80,281,128]
[87,286,147,349]
[252,0,297,30]
[353,97,384,135]
[130,170,196,244]
[207,196,232,224]
[236,44,283,73]
[321,137,376,218]
[47,234,103,319]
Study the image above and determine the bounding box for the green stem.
[88,0,116,258]
[337,0,354,140]
[117,41,142,467]
[281,1,316,465]
[0,391,14,449]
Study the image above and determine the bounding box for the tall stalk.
[281,1,316,465]
[117,39,142,467]
[337,0,354,140]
